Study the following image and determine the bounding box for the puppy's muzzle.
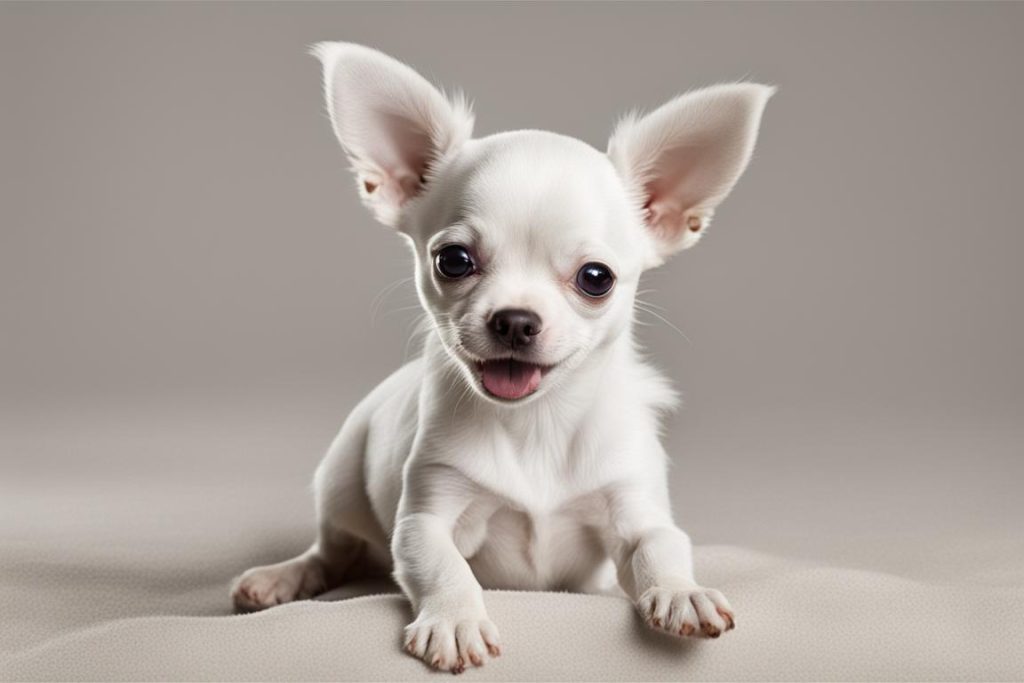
[488,308,542,349]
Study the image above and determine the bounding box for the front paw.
[404,609,502,673]
[637,585,736,639]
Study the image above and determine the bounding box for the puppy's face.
[315,43,772,404]
[405,133,646,402]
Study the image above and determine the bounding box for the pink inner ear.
[643,194,685,244]
[358,111,435,207]
[640,136,730,242]
[642,148,696,243]
[609,83,773,255]
[318,42,476,226]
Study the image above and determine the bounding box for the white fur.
[232,43,772,673]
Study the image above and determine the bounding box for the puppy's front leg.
[611,491,736,639]
[392,471,500,673]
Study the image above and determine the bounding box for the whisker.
[634,303,692,345]
[634,296,670,313]
[451,380,473,424]
[369,276,415,326]
[379,303,425,320]
[403,313,431,360]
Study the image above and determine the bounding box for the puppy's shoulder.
[597,356,679,423]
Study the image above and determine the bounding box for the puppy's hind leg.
[230,532,363,612]
[232,401,390,612]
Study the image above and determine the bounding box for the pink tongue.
[481,360,543,400]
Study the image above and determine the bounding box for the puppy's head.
[314,43,772,404]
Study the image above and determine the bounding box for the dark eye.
[435,244,475,279]
[575,262,615,298]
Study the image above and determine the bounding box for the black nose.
[488,308,542,349]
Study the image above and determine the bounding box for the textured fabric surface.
[3,547,1023,681]
[1,398,1023,681]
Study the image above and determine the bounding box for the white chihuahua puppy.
[232,43,772,673]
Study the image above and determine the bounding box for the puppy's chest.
[452,490,612,590]
[444,410,629,589]
[455,408,623,505]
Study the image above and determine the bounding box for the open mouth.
[476,358,551,401]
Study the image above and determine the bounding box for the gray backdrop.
[2,2,1022,581]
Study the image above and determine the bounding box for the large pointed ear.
[311,42,475,227]
[607,83,774,260]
